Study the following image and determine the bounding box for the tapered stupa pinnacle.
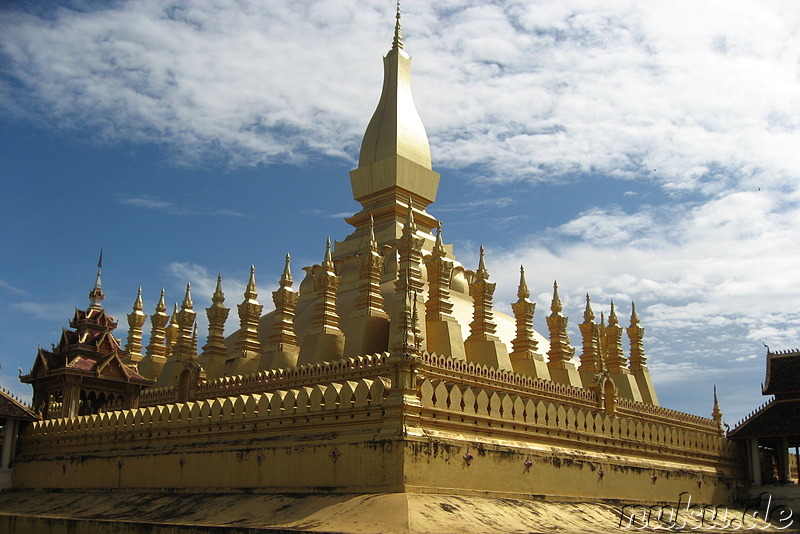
[630,301,640,325]
[181,283,193,310]
[156,288,166,313]
[244,266,258,302]
[133,286,143,311]
[280,254,292,287]
[392,1,403,50]
[609,300,618,326]
[212,274,224,302]
[323,237,334,269]
[583,293,594,322]
[551,281,562,314]
[517,266,530,299]
[476,245,489,281]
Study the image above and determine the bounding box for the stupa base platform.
[0,490,787,534]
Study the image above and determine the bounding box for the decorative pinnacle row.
[627,301,646,370]
[425,222,455,322]
[604,300,626,371]
[125,286,147,364]
[311,239,342,335]
[203,275,229,363]
[579,294,602,372]
[467,246,498,341]
[236,266,263,358]
[145,289,169,362]
[547,281,574,364]
[269,254,299,348]
[511,266,539,357]
[356,217,387,318]
[393,205,424,353]
[173,284,197,363]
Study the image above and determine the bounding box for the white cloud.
[1,0,797,193]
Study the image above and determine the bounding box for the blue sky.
[1,0,799,427]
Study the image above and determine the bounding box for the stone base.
[610,370,644,403]
[0,491,755,534]
[259,346,300,371]
[464,337,512,371]
[548,361,583,388]
[297,331,345,366]
[343,314,390,360]
[426,319,466,361]
[632,366,659,405]
[510,353,551,380]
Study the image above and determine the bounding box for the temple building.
[3,7,747,533]
[729,348,800,510]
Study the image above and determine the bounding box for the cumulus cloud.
[1,0,797,191]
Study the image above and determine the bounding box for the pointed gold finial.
[213,275,224,302]
[323,237,334,270]
[133,286,144,312]
[712,385,723,432]
[608,300,618,326]
[156,288,167,313]
[476,245,489,281]
[404,196,417,234]
[584,293,594,322]
[171,302,179,320]
[244,265,258,302]
[600,311,606,328]
[392,1,403,50]
[368,215,376,246]
[280,254,293,288]
[181,283,193,310]
[630,300,640,325]
[550,281,562,314]
[517,265,530,299]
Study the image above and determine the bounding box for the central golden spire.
[342,3,441,258]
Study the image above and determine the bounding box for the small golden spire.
[600,311,606,327]
[212,275,224,303]
[280,254,292,288]
[323,237,334,270]
[244,265,258,302]
[156,288,167,313]
[630,300,640,325]
[476,245,489,281]
[171,302,179,321]
[550,281,562,314]
[133,286,143,312]
[712,385,723,432]
[392,1,403,50]
[368,215,377,248]
[608,300,618,326]
[181,283,193,310]
[517,265,530,299]
[583,293,594,322]
[404,196,417,234]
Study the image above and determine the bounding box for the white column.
[748,438,762,486]
[1,420,16,469]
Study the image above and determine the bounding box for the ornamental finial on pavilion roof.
[89,249,105,309]
[392,1,403,50]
